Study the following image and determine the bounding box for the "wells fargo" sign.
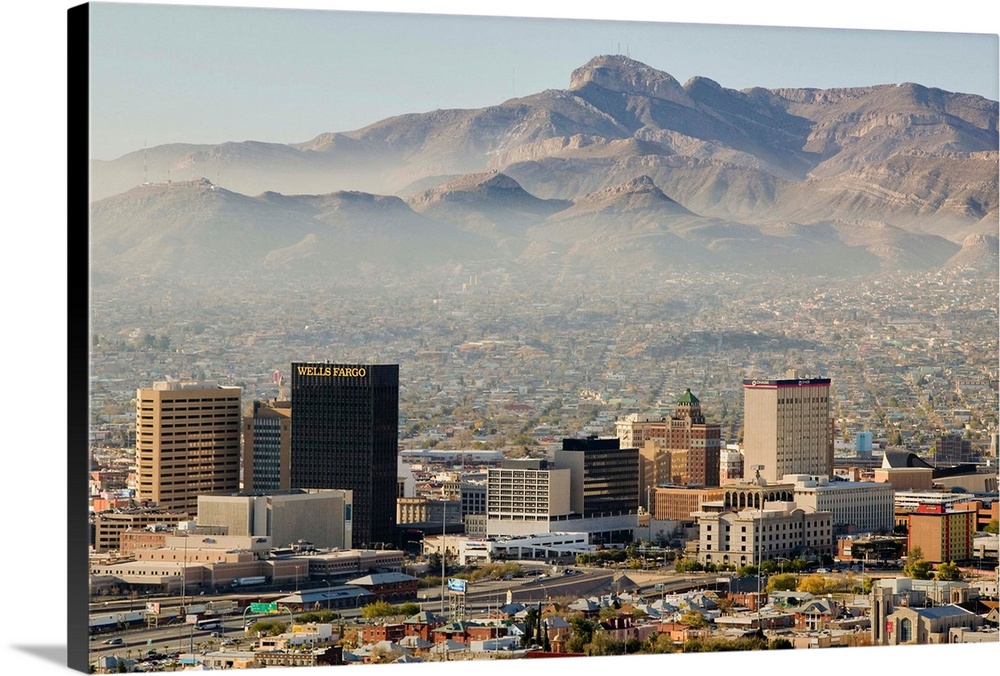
[295,365,367,377]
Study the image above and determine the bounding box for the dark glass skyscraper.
[290,363,399,548]
[557,436,639,518]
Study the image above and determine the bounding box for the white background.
[2,1,997,675]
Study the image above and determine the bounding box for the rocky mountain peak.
[943,231,999,270]
[409,171,528,202]
[569,55,692,105]
[595,174,671,200]
[445,171,523,192]
[551,174,691,219]
[962,233,997,247]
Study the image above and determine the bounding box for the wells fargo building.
[290,363,399,548]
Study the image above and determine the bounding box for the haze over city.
[7,2,1000,676]
[76,1,1000,672]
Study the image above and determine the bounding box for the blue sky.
[87,1,999,160]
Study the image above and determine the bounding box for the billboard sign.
[447,578,467,594]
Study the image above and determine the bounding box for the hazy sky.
[87,1,999,161]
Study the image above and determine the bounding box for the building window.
[899,618,912,642]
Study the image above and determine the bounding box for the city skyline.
[14,1,1000,675]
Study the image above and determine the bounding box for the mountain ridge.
[90,171,964,281]
[87,55,997,282]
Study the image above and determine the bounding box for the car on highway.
[102,637,123,645]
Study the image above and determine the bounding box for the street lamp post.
[181,532,189,613]
[646,485,654,542]
[178,532,189,655]
[751,465,765,632]
[440,502,447,617]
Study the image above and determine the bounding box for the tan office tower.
[135,381,242,514]
[742,376,834,483]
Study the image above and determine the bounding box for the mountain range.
[89,55,999,281]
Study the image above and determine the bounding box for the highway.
[88,567,727,665]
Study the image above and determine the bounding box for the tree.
[248,620,288,636]
[593,605,615,622]
[904,559,933,580]
[566,616,594,652]
[361,600,419,619]
[675,557,704,573]
[789,558,810,573]
[766,573,798,593]
[535,604,545,646]
[586,632,625,656]
[935,561,962,581]
[903,548,933,580]
[854,577,874,594]
[985,519,999,535]
[679,610,707,628]
[769,637,793,650]
[521,606,538,648]
[797,574,836,595]
[298,610,337,623]
[643,633,677,654]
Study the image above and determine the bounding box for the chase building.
[290,363,399,548]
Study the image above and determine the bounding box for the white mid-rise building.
[786,474,895,535]
[485,450,639,543]
[894,490,976,512]
[693,502,834,567]
[485,460,573,537]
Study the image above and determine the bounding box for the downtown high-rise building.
[486,439,639,545]
[135,381,242,514]
[289,363,399,548]
[742,375,834,483]
[617,388,721,501]
[554,436,639,519]
[242,399,292,492]
[663,389,721,487]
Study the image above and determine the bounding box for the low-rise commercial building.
[197,488,353,550]
[92,508,189,552]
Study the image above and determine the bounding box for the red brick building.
[908,503,976,563]
[360,623,405,644]
[347,572,418,602]
[402,611,445,642]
